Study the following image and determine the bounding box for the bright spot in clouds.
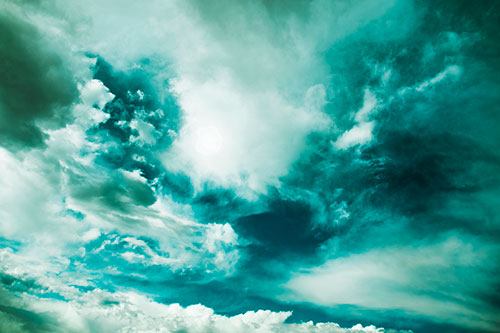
[195,125,223,156]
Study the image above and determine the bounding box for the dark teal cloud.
[235,198,332,259]
[0,13,77,150]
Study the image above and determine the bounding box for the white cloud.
[333,64,463,151]
[0,245,409,333]
[354,89,378,123]
[334,121,375,150]
[130,119,159,145]
[204,223,238,252]
[415,65,461,91]
[0,280,401,333]
[0,148,83,257]
[163,76,330,197]
[59,292,391,332]
[79,79,115,110]
[0,71,242,277]
[158,0,410,196]
[284,236,500,331]
[334,89,378,150]
[120,251,146,263]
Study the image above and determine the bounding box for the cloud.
[0,65,241,279]
[333,89,379,150]
[1,0,500,332]
[0,256,405,333]
[0,147,83,252]
[163,78,330,197]
[397,64,462,95]
[51,0,416,197]
[334,121,375,150]
[80,79,115,110]
[285,236,500,331]
[0,10,78,150]
[160,0,417,196]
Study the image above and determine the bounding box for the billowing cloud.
[0,248,405,333]
[163,79,330,197]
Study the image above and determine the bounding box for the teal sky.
[0,0,499,332]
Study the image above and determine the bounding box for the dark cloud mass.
[0,0,499,332]
[0,13,77,150]
[235,198,331,259]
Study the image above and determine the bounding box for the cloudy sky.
[1,0,499,332]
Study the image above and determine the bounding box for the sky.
[0,0,499,332]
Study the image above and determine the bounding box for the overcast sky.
[1,0,499,332]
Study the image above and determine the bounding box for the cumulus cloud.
[159,0,417,196]
[0,249,403,333]
[80,79,115,110]
[4,291,394,333]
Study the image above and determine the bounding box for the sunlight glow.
[195,125,223,156]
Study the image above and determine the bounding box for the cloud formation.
[0,10,78,149]
[1,0,499,332]
[286,236,500,330]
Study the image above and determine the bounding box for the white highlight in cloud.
[398,65,462,95]
[334,121,375,150]
[334,89,378,150]
[130,118,159,145]
[81,228,101,242]
[195,125,223,156]
[79,79,114,110]
[164,77,329,198]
